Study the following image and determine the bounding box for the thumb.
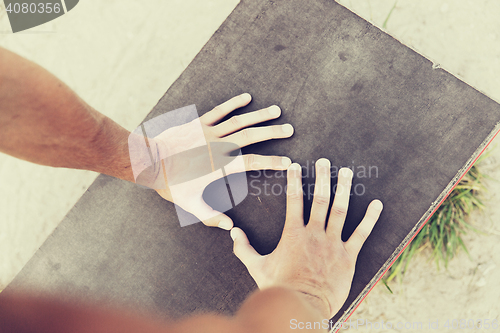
[186,199,233,230]
[230,227,262,268]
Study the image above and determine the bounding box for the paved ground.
[1,0,499,330]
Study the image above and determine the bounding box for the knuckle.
[240,128,252,140]
[283,223,303,238]
[245,154,256,169]
[330,205,347,218]
[271,156,281,168]
[202,219,218,227]
[313,194,330,206]
[354,229,369,243]
[273,125,282,136]
[264,108,276,120]
[212,105,223,115]
[230,115,240,127]
[287,191,303,202]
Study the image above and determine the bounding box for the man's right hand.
[230,159,383,318]
[148,93,293,230]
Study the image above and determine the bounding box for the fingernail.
[316,158,330,167]
[341,168,353,177]
[289,163,301,171]
[282,157,292,167]
[241,93,251,100]
[282,124,294,134]
[372,200,383,211]
[218,220,232,230]
[269,105,281,117]
[230,228,237,240]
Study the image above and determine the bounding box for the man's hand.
[230,159,383,318]
[0,48,292,231]
[152,93,293,230]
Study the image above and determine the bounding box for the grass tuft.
[382,153,490,288]
[382,0,398,29]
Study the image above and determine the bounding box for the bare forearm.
[233,287,327,332]
[0,288,326,333]
[0,47,133,182]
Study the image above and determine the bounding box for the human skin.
[0,161,382,332]
[231,162,383,319]
[151,93,295,229]
[0,288,324,333]
[0,46,293,229]
[0,46,383,331]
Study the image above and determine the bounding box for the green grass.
[383,0,398,29]
[382,153,490,288]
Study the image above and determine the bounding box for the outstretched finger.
[185,198,233,230]
[231,227,262,270]
[221,123,294,148]
[308,158,332,231]
[223,154,292,176]
[284,163,305,231]
[213,105,282,137]
[326,168,353,238]
[344,200,383,258]
[200,93,252,126]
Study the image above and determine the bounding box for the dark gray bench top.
[5,0,500,325]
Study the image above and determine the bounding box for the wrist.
[127,132,162,187]
[295,290,331,319]
[80,113,135,182]
[236,287,326,332]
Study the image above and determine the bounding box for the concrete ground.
[1,0,499,330]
